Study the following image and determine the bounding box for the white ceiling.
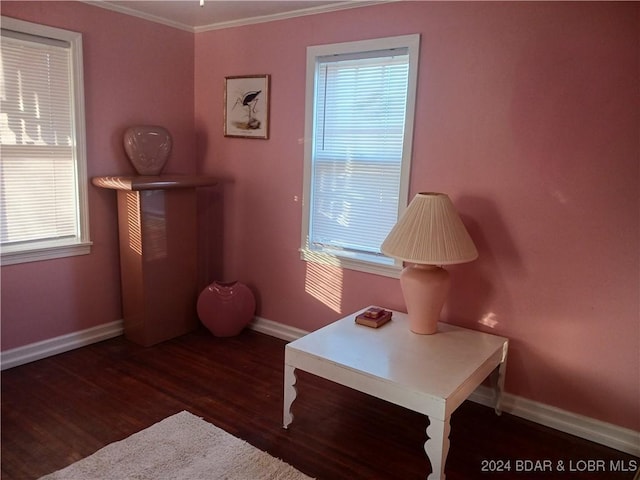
[90,1,383,32]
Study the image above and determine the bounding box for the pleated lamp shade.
[381,192,478,334]
[381,192,478,265]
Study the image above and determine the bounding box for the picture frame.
[224,74,270,139]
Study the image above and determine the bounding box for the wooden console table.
[93,175,219,346]
[283,307,509,480]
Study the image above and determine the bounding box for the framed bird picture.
[224,75,270,139]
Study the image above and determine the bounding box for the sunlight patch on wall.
[479,312,499,329]
[304,253,343,313]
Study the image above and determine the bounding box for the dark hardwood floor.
[2,327,638,480]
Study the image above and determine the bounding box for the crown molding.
[83,1,393,34]
[194,1,393,33]
[82,1,194,32]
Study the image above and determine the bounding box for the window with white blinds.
[1,17,90,265]
[301,35,420,277]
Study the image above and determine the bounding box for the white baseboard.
[0,317,287,370]
[3,316,637,457]
[249,316,640,457]
[249,316,310,342]
[468,386,640,457]
[0,320,124,371]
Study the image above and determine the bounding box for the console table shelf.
[93,174,220,191]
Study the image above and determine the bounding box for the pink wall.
[195,2,639,431]
[0,3,196,347]
[1,1,637,434]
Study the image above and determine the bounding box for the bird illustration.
[241,90,261,107]
[233,90,262,129]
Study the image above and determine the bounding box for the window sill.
[1,240,92,266]
[300,247,401,279]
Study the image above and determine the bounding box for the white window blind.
[1,17,90,265]
[305,45,413,271]
[303,35,420,276]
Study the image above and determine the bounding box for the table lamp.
[381,192,478,334]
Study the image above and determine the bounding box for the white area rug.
[40,411,314,480]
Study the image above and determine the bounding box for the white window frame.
[300,34,420,278]
[1,16,91,266]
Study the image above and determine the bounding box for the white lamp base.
[399,264,451,334]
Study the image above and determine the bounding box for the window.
[300,34,420,277]
[1,17,90,266]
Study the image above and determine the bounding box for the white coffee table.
[283,307,508,480]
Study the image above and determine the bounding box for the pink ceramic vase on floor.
[197,281,256,337]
